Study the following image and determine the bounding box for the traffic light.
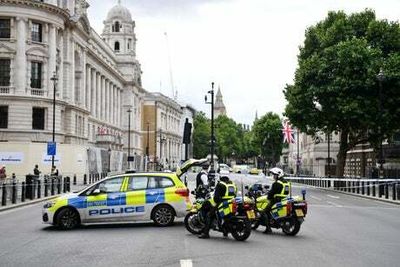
[183,118,192,144]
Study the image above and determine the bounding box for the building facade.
[0,0,145,178]
[142,93,188,171]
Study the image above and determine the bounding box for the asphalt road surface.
[0,173,399,267]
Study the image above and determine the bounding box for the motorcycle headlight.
[43,201,56,209]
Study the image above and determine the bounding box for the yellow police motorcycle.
[245,184,307,236]
[184,188,254,241]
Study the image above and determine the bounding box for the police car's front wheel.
[56,208,80,230]
[152,205,175,227]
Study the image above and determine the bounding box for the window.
[31,22,42,42]
[0,19,10,39]
[159,177,174,188]
[30,62,42,88]
[128,177,148,191]
[0,106,8,128]
[98,177,124,193]
[113,21,120,32]
[0,59,10,86]
[32,107,45,130]
[114,41,120,52]
[148,177,158,189]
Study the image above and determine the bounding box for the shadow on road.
[41,221,184,231]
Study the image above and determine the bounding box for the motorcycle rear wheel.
[184,212,204,235]
[230,219,252,241]
[281,219,301,236]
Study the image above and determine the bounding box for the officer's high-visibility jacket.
[268,178,291,202]
[214,181,237,218]
[273,180,291,200]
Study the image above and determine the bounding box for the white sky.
[87,0,400,125]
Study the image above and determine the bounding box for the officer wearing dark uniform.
[198,175,237,239]
[196,164,209,198]
[263,167,291,233]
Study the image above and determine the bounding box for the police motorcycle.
[244,183,308,236]
[184,185,254,241]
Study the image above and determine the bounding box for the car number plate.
[247,210,255,219]
[295,209,304,217]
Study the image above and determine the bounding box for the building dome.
[106,2,132,22]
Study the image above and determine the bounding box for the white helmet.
[269,167,284,178]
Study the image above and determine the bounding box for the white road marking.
[310,196,322,201]
[327,201,343,208]
[327,194,340,199]
[180,259,193,267]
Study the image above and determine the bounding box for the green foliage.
[252,112,283,165]
[284,9,400,176]
[192,112,210,159]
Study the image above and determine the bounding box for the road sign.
[47,142,56,156]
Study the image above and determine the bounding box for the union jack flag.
[282,121,296,144]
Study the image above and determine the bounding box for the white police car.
[42,159,207,229]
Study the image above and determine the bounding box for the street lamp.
[159,129,166,170]
[127,109,132,170]
[50,71,58,171]
[377,68,385,178]
[205,82,215,171]
[146,121,150,157]
[315,102,331,177]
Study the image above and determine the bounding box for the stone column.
[113,85,116,124]
[48,24,57,98]
[57,28,64,99]
[108,81,111,123]
[117,88,121,127]
[70,40,75,104]
[105,79,109,122]
[96,72,101,118]
[15,17,27,94]
[81,48,87,108]
[86,65,91,111]
[101,76,106,120]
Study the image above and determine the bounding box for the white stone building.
[0,0,145,178]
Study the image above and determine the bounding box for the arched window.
[114,21,120,32]
[114,41,120,52]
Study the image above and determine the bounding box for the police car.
[42,159,207,230]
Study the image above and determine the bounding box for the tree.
[252,112,283,166]
[284,10,400,176]
[214,115,241,162]
[192,112,210,159]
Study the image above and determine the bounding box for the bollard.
[84,174,87,185]
[51,178,55,195]
[367,182,370,196]
[21,182,25,202]
[2,183,7,206]
[44,178,48,197]
[396,182,400,201]
[74,174,77,185]
[356,182,360,194]
[385,183,389,199]
[392,183,396,201]
[372,182,376,197]
[63,177,67,193]
[12,181,17,204]
[352,182,355,193]
[302,189,306,200]
[57,177,61,194]
[67,177,71,192]
[378,182,383,198]
[361,182,365,195]
[37,180,41,199]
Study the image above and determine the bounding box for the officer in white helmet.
[263,167,291,234]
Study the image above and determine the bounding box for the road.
[0,173,399,267]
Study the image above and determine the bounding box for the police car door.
[85,177,125,222]
[121,176,148,221]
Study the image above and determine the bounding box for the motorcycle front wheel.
[281,218,301,236]
[184,212,204,235]
[230,219,252,241]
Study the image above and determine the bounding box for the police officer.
[263,167,291,234]
[198,175,237,239]
[196,163,209,198]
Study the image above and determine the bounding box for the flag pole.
[296,129,300,176]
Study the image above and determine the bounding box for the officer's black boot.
[263,213,272,234]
